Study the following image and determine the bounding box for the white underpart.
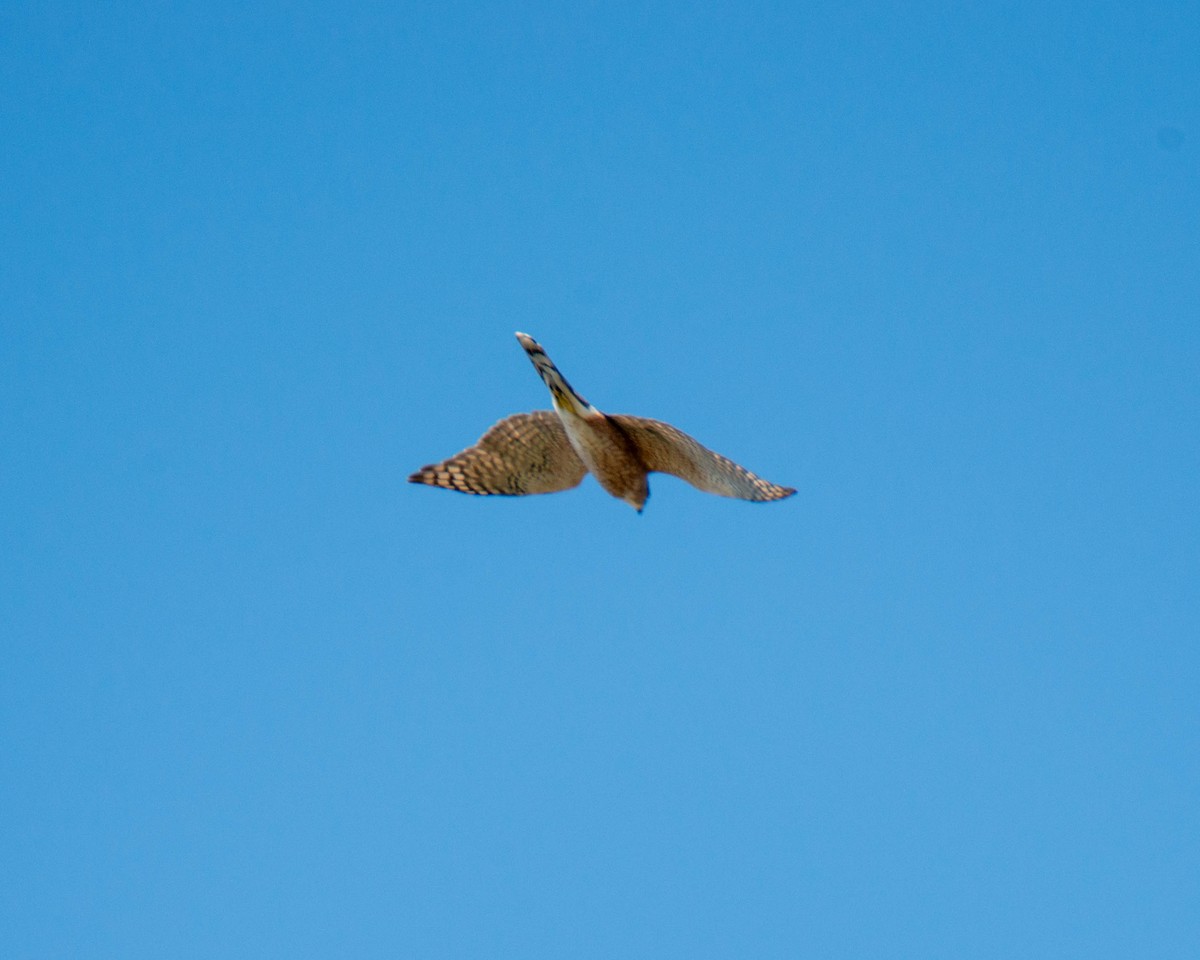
[552,400,604,475]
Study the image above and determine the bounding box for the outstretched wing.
[409,410,587,496]
[609,415,795,502]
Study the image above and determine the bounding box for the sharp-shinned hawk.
[409,333,796,512]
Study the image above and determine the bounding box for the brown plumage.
[407,410,585,496]
[409,333,796,512]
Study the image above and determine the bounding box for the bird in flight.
[409,333,796,512]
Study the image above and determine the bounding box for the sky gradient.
[3,2,1198,957]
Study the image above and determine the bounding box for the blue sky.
[2,1,1197,957]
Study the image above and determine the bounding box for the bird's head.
[623,478,649,514]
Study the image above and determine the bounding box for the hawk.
[409,333,796,512]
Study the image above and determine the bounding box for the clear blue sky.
[2,2,1197,957]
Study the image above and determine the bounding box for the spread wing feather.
[409,410,587,496]
[609,415,795,502]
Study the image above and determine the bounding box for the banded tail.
[515,332,596,416]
